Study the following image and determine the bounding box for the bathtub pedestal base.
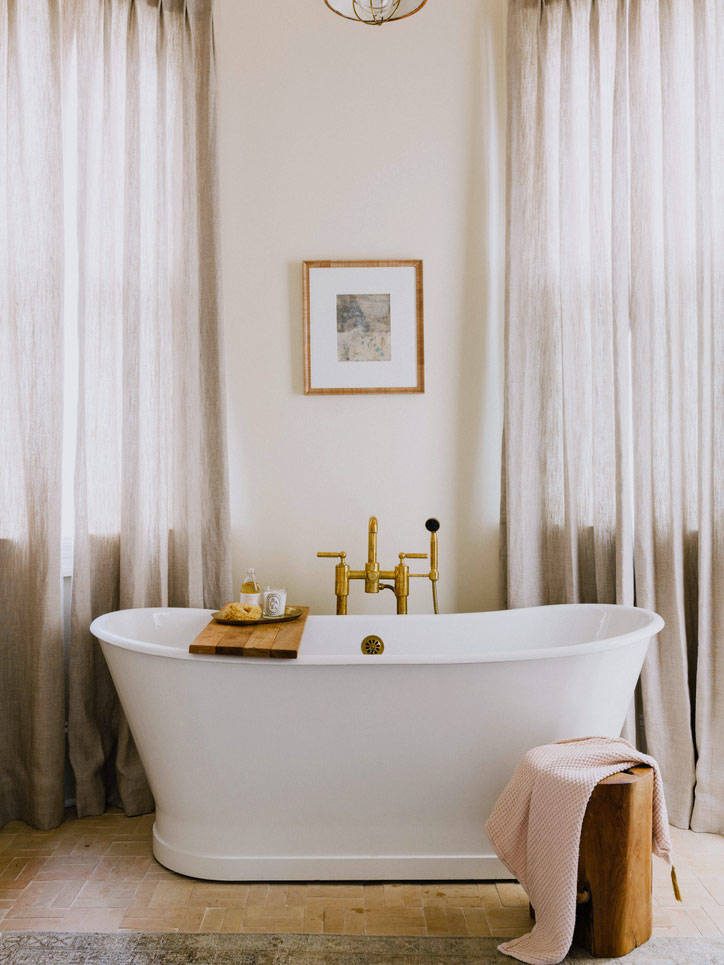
[152,825,510,882]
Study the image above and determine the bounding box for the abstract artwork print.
[336,294,391,362]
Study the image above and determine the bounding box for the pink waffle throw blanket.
[486,737,675,965]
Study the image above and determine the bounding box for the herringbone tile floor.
[0,811,722,937]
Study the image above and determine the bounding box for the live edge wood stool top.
[189,607,309,659]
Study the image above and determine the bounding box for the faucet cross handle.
[317,551,350,615]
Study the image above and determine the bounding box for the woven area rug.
[1,933,723,964]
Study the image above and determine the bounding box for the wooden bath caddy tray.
[189,607,309,659]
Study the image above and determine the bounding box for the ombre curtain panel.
[66,0,232,817]
[503,0,724,830]
[1,0,230,830]
[0,0,66,831]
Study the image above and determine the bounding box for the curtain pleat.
[503,0,632,612]
[67,0,231,817]
[628,0,698,829]
[0,0,66,830]
[504,0,724,830]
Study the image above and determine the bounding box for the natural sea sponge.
[217,602,262,622]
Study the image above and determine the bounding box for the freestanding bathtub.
[90,604,663,881]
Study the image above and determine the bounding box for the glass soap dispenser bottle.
[240,568,261,607]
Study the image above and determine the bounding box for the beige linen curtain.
[502,0,634,608]
[0,0,66,831]
[504,0,724,830]
[67,0,232,816]
[629,0,724,832]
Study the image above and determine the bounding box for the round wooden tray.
[211,606,303,627]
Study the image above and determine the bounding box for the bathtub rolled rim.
[90,603,665,666]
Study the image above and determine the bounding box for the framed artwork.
[303,260,424,395]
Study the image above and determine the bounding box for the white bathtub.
[90,604,663,881]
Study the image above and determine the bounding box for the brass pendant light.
[324,0,428,25]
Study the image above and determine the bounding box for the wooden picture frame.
[303,260,424,395]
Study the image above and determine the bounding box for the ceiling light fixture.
[324,0,428,26]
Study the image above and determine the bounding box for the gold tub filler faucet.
[318,516,440,615]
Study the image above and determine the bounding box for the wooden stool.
[574,765,653,957]
[531,765,653,958]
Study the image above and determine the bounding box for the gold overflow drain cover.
[361,635,384,655]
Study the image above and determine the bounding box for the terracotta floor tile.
[496,882,529,907]
[144,861,176,878]
[683,905,722,936]
[443,906,469,936]
[61,907,127,931]
[6,837,58,857]
[322,906,345,933]
[698,873,724,904]
[242,917,303,933]
[302,906,324,933]
[246,884,269,905]
[178,905,205,932]
[464,907,492,936]
[73,879,139,906]
[478,883,503,907]
[66,839,111,858]
[104,841,153,857]
[189,883,250,908]
[0,887,27,903]
[148,879,195,908]
[35,857,99,881]
[120,905,186,926]
[285,884,308,906]
[659,907,704,937]
[243,903,305,920]
[50,880,84,909]
[0,916,65,930]
[265,885,289,906]
[363,884,386,909]
[364,914,427,936]
[490,925,530,938]
[220,907,246,932]
[118,918,179,932]
[423,905,450,936]
[0,858,33,881]
[383,883,405,907]
[344,907,365,934]
[304,896,360,915]
[420,884,481,907]
[485,907,534,932]
[309,884,364,901]
[401,884,423,906]
[7,880,65,911]
[199,907,226,932]
[89,856,152,881]
[657,876,712,907]
[245,907,304,926]
[364,908,427,936]
[702,899,724,930]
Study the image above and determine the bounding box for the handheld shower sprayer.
[425,518,440,615]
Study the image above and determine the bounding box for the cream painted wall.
[216,0,506,616]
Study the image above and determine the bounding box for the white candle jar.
[262,588,287,618]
